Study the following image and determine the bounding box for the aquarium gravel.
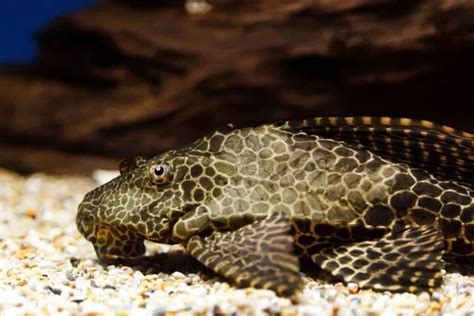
[0,169,473,315]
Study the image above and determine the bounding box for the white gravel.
[0,169,473,315]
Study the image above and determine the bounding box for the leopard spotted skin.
[77,120,474,266]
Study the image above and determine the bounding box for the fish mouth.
[76,201,148,262]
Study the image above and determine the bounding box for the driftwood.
[0,0,473,174]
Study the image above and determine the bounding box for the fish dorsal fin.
[276,117,474,187]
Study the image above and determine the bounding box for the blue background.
[0,0,96,64]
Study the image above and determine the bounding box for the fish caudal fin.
[312,226,445,293]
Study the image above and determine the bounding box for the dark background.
[0,0,473,174]
[0,0,96,63]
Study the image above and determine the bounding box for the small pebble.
[44,286,62,295]
[69,257,81,267]
[347,282,359,294]
[171,271,186,279]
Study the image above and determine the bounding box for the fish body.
[77,117,474,296]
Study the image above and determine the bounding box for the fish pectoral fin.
[312,226,445,293]
[183,211,303,297]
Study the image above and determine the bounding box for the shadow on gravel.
[97,250,209,275]
[70,251,474,287]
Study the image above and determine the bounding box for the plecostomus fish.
[77,117,473,296]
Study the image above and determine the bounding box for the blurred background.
[0,0,96,63]
[0,0,473,175]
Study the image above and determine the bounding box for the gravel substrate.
[1,168,473,315]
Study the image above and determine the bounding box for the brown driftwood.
[0,0,473,173]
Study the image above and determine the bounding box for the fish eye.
[150,163,171,184]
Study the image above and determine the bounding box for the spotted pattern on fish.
[77,117,474,296]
